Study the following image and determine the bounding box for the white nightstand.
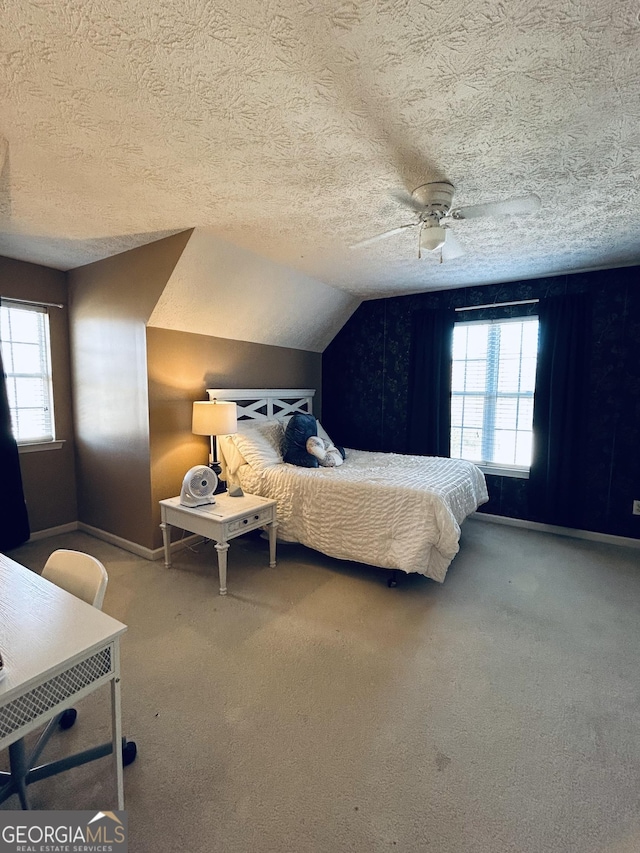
[159,492,278,595]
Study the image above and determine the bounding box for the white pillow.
[218,434,246,477]
[231,420,284,470]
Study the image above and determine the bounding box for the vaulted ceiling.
[1,1,638,317]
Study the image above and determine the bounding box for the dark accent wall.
[322,266,640,540]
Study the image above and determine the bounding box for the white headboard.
[206,389,315,421]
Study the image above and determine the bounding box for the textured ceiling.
[1,0,639,300]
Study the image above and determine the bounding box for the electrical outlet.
[633,500,640,516]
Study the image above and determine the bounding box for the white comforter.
[236,450,488,582]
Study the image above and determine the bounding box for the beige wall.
[0,256,77,533]
[68,232,193,549]
[146,326,322,550]
[4,233,323,554]
[68,230,321,554]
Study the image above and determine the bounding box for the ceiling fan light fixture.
[420,226,447,252]
[351,180,538,258]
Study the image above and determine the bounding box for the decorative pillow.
[316,420,346,460]
[230,420,284,470]
[306,436,343,467]
[282,412,319,468]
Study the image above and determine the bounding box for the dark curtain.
[529,293,590,528]
[0,347,30,550]
[406,308,455,457]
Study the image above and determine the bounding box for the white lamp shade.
[192,401,237,436]
[421,226,447,252]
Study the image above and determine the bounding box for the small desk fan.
[180,465,218,507]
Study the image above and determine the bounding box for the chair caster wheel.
[59,709,77,730]
[123,740,137,766]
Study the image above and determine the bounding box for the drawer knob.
[254,514,259,520]
[243,519,248,524]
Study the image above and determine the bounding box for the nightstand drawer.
[227,506,274,534]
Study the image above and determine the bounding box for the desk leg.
[111,640,125,810]
[268,522,278,568]
[214,542,229,596]
[8,739,29,810]
[160,521,172,568]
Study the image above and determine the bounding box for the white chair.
[42,548,108,610]
[0,549,136,809]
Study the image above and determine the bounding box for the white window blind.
[0,300,55,443]
[451,317,539,469]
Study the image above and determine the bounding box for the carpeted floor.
[3,519,640,853]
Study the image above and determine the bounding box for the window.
[0,300,55,444]
[451,317,539,472]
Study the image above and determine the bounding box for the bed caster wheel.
[387,572,398,588]
[59,709,77,730]
[122,740,137,766]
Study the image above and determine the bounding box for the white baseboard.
[28,521,79,542]
[27,520,203,562]
[77,522,157,560]
[78,522,201,562]
[473,512,640,550]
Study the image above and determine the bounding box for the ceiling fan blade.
[349,222,418,249]
[452,193,541,220]
[390,189,426,214]
[441,229,465,260]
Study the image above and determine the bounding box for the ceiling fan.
[350,181,541,260]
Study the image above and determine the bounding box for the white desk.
[160,492,278,595]
[0,553,129,809]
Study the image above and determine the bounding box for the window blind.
[451,317,539,468]
[0,300,55,443]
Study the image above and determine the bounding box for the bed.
[208,389,488,583]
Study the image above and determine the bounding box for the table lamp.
[192,399,237,493]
